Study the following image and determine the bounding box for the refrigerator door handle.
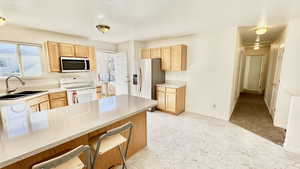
[139,67,142,92]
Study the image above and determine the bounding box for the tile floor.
[120,111,300,169]
[230,93,285,145]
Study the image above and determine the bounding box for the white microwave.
[60,57,90,73]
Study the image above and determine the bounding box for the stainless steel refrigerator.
[136,58,165,100]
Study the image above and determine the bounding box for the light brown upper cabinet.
[59,43,75,56]
[88,47,97,71]
[171,45,187,71]
[150,48,161,58]
[44,41,60,72]
[141,48,151,59]
[161,47,171,71]
[75,45,89,57]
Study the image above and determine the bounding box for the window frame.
[0,40,44,79]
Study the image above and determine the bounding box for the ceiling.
[239,25,286,46]
[0,0,299,43]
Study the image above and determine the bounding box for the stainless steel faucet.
[5,75,26,94]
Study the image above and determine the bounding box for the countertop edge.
[0,101,157,168]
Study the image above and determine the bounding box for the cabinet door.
[30,104,40,112]
[161,47,171,71]
[150,48,161,58]
[171,45,182,71]
[88,47,97,71]
[165,92,176,112]
[50,98,67,109]
[45,42,60,72]
[39,101,50,111]
[141,48,150,59]
[156,91,166,110]
[59,43,75,56]
[75,45,89,57]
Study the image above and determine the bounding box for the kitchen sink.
[15,90,45,95]
[0,94,28,100]
[0,91,46,100]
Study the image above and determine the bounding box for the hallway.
[230,93,285,145]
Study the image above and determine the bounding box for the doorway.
[230,26,287,145]
[96,51,129,96]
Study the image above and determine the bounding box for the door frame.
[270,47,284,115]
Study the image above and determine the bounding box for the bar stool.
[32,145,91,169]
[91,122,133,169]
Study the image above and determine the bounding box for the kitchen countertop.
[156,83,186,88]
[0,95,157,168]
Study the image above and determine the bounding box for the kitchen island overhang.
[0,95,157,169]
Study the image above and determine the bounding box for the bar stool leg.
[118,145,127,169]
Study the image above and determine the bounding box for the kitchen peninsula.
[0,95,157,169]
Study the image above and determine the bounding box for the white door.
[270,48,284,113]
[113,52,129,95]
[243,55,264,92]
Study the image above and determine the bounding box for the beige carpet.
[230,93,285,145]
[116,112,300,169]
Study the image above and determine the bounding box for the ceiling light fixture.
[0,17,6,26]
[96,24,110,33]
[255,26,268,35]
[97,14,105,19]
[256,36,260,42]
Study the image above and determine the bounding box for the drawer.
[50,98,67,109]
[156,86,165,92]
[49,91,67,100]
[27,94,49,106]
[96,86,101,93]
[166,88,177,94]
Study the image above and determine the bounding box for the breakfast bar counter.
[0,95,157,169]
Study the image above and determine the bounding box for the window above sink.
[0,41,43,78]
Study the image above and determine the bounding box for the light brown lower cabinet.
[49,91,68,109]
[39,101,50,111]
[27,94,50,112]
[156,85,186,115]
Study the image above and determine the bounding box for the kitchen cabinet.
[171,45,187,71]
[59,43,75,56]
[39,101,50,111]
[49,91,68,109]
[88,47,97,71]
[141,48,151,59]
[27,94,50,112]
[44,41,60,72]
[156,85,186,115]
[156,87,166,110]
[96,86,102,99]
[150,48,161,58]
[161,47,171,71]
[141,44,187,71]
[75,45,89,57]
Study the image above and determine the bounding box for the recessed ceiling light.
[254,45,260,50]
[97,14,105,19]
[0,17,6,26]
[256,36,260,42]
[255,26,268,35]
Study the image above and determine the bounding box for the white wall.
[0,24,116,92]
[145,27,237,120]
[275,19,300,128]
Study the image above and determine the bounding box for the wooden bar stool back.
[32,145,91,169]
[91,122,133,169]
